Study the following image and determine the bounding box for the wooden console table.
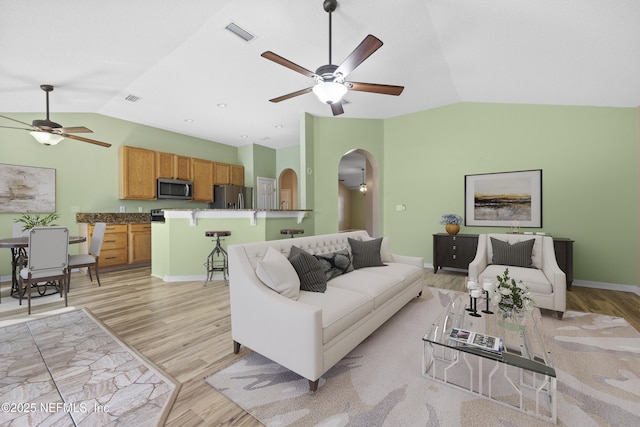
[433,233,574,290]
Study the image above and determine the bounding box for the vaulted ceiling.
[1,0,638,150]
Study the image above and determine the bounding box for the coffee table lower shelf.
[422,341,557,423]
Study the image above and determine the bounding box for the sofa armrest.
[390,253,424,269]
[468,234,488,279]
[228,245,324,381]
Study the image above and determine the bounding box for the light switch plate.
[395,204,406,211]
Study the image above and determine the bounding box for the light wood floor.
[1,267,638,426]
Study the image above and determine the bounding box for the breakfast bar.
[151,209,313,282]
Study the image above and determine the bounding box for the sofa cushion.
[491,237,535,268]
[289,246,327,293]
[363,235,393,262]
[256,247,300,300]
[480,264,552,294]
[349,237,386,269]
[314,248,354,281]
[361,262,424,287]
[297,286,374,344]
[328,270,404,309]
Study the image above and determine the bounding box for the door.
[257,177,277,210]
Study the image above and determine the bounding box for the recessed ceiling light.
[275,124,283,129]
[217,103,227,108]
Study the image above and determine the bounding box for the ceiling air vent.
[124,94,141,103]
[225,22,255,42]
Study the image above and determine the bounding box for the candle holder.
[469,289,482,317]
[481,290,493,314]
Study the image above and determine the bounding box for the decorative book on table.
[448,328,502,353]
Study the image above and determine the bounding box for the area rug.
[206,287,640,426]
[0,308,180,426]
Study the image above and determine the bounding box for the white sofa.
[228,230,424,391]
[468,233,566,319]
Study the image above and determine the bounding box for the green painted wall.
[307,116,385,234]
[381,103,638,286]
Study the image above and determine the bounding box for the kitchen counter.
[76,213,150,224]
[152,208,313,281]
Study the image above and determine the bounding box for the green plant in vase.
[14,212,61,231]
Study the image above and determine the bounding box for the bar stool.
[204,231,231,287]
[280,229,304,238]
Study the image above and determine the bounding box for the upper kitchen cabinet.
[213,162,230,185]
[230,164,244,186]
[191,158,214,201]
[156,152,192,181]
[119,146,156,200]
[213,162,244,186]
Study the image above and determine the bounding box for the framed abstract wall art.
[0,163,56,213]
[464,169,542,228]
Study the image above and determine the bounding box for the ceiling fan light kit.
[261,0,404,116]
[29,131,64,146]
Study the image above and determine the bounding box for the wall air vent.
[125,94,141,103]
[225,22,255,42]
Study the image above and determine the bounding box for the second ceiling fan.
[261,0,404,116]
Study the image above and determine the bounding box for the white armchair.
[468,234,566,319]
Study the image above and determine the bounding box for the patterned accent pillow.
[314,249,354,281]
[348,237,386,269]
[491,238,535,268]
[288,246,327,292]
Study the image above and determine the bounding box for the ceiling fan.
[0,84,111,148]
[261,0,404,116]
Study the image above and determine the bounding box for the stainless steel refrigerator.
[209,185,253,209]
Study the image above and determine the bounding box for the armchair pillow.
[491,237,535,268]
[256,247,300,300]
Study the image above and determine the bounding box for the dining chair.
[68,222,106,287]
[18,226,69,314]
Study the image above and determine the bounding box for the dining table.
[0,235,86,298]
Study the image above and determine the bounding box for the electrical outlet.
[395,204,406,211]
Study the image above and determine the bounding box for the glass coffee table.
[422,293,557,423]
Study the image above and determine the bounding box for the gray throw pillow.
[288,246,327,292]
[491,238,535,268]
[348,237,386,269]
[314,249,354,281]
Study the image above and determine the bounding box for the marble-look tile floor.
[0,309,179,426]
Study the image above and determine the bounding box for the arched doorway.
[278,168,298,210]
[338,150,379,236]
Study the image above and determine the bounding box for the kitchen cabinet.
[128,223,151,264]
[119,146,156,200]
[213,162,230,185]
[157,152,191,181]
[90,224,128,267]
[191,158,214,201]
[230,164,244,186]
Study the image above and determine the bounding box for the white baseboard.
[423,263,640,296]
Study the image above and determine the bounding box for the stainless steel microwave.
[157,179,193,200]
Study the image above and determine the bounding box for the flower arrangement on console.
[439,213,463,225]
[488,268,534,316]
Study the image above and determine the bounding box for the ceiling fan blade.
[57,126,93,134]
[335,35,383,78]
[347,81,404,96]
[261,51,316,78]
[63,133,111,148]
[0,114,35,129]
[269,87,313,103]
[330,102,344,116]
[0,124,33,131]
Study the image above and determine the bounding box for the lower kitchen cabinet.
[128,223,151,264]
[87,223,151,268]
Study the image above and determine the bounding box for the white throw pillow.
[256,246,300,300]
